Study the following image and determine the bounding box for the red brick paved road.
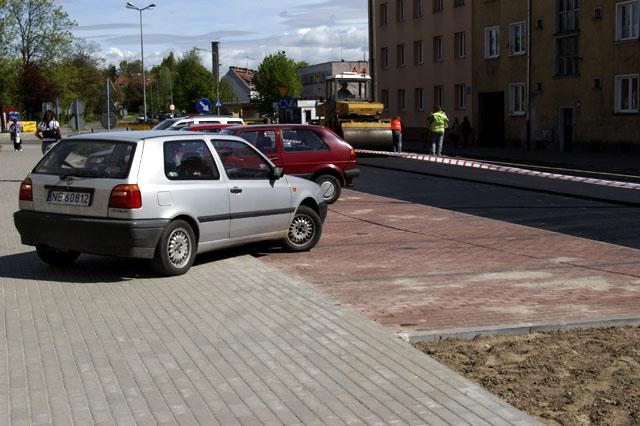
[261,190,640,332]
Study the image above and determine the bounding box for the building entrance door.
[560,107,574,152]
[478,92,505,146]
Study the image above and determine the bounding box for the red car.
[222,124,359,203]
[182,124,232,133]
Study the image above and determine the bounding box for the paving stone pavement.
[0,142,540,424]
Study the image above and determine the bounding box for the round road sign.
[169,104,175,111]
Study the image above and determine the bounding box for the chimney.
[211,41,220,84]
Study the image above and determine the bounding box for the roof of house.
[225,67,256,90]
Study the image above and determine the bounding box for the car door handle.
[230,187,243,194]
[268,156,279,161]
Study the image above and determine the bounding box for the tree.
[18,62,58,116]
[2,0,76,65]
[173,48,211,112]
[253,51,303,115]
[118,59,142,76]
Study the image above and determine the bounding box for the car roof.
[225,124,325,130]
[64,130,244,142]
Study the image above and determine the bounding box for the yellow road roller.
[317,73,393,150]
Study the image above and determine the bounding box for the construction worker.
[391,116,403,152]
[427,105,449,156]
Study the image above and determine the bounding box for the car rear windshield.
[34,140,137,179]
[153,119,177,130]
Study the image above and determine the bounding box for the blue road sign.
[7,111,20,122]
[196,98,213,114]
[215,99,222,108]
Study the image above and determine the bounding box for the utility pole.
[212,41,220,115]
[526,0,533,151]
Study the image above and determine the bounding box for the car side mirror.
[271,167,284,180]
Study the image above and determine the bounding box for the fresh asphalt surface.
[355,158,640,250]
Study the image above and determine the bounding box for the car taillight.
[19,177,33,201]
[109,184,142,209]
[350,148,357,161]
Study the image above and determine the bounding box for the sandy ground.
[415,327,640,425]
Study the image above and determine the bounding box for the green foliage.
[172,48,211,112]
[253,51,303,115]
[118,59,142,76]
[2,0,76,65]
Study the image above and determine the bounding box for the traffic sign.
[196,98,212,114]
[103,80,117,98]
[69,116,85,131]
[69,100,85,116]
[169,104,175,111]
[278,98,297,109]
[278,86,288,97]
[100,112,117,129]
[215,99,222,108]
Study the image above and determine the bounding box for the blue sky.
[60,0,369,71]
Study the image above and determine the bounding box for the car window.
[199,120,221,124]
[282,129,329,152]
[153,119,177,130]
[34,140,136,179]
[228,120,243,124]
[212,140,271,180]
[238,130,277,154]
[164,140,220,180]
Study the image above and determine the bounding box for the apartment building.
[474,0,640,152]
[298,61,369,100]
[368,0,473,140]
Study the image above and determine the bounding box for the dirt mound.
[415,326,640,425]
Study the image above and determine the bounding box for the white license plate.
[47,190,91,207]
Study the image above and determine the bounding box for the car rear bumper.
[14,210,169,259]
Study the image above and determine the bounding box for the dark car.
[222,124,360,203]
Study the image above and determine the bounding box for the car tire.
[314,174,342,204]
[282,206,322,252]
[36,245,80,266]
[151,220,196,276]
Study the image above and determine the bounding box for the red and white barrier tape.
[356,150,640,191]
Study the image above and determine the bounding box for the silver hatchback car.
[14,131,327,276]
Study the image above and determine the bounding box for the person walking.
[391,116,403,153]
[427,105,448,156]
[450,117,460,149]
[9,120,23,151]
[461,116,473,148]
[35,110,61,154]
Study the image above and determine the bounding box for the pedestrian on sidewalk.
[35,110,61,154]
[450,118,460,149]
[427,105,448,156]
[461,116,472,148]
[9,120,23,151]
[391,116,403,152]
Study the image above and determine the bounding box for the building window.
[454,32,466,58]
[556,36,579,76]
[484,26,500,59]
[396,0,405,21]
[414,40,424,64]
[397,44,405,67]
[414,0,423,18]
[433,36,444,62]
[509,21,526,55]
[557,0,580,33]
[616,1,640,41]
[434,85,444,108]
[397,89,406,111]
[615,74,639,113]
[509,83,526,116]
[380,3,389,25]
[433,0,443,13]
[381,47,389,69]
[415,87,424,111]
[381,89,389,110]
[454,0,465,7]
[454,84,466,110]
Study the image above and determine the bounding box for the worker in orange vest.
[391,116,402,152]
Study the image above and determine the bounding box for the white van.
[154,115,245,130]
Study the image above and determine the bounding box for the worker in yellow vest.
[427,105,449,156]
[391,116,402,152]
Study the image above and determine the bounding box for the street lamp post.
[126,2,155,122]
